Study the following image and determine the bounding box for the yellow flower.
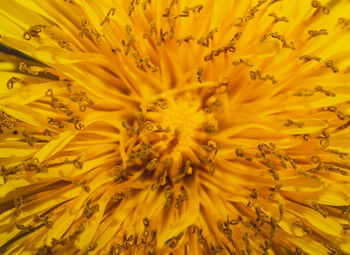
[1,0,350,254]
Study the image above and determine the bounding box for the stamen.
[7,77,24,89]
[142,0,152,10]
[338,18,350,29]
[22,131,40,147]
[175,5,203,18]
[205,98,223,113]
[202,120,218,133]
[293,89,315,97]
[15,222,35,232]
[69,222,86,240]
[299,55,321,62]
[209,243,224,254]
[284,118,304,128]
[326,246,347,255]
[162,0,177,17]
[197,67,205,83]
[323,60,339,73]
[100,7,116,26]
[122,28,136,55]
[111,190,132,202]
[233,17,244,27]
[23,25,47,40]
[112,166,133,182]
[197,28,218,47]
[177,36,194,46]
[146,158,159,171]
[326,149,348,159]
[268,13,289,23]
[0,111,16,133]
[298,170,321,181]
[13,196,23,217]
[235,148,252,162]
[293,220,312,234]
[79,17,91,38]
[311,0,330,15]
[311,201,328,217]
[204,36,238,61]
[87,242,98,252]
[314,85,336,97]
[245,0,266,21]
[319,130,330,148]
[166,232,184,248]
[270,217,277,238]
[269,168,280,180]
[83,200,100,219]
[64,156,83,169]
[260,32,295,50]
[157,29,167,46]
[175,189,188,209]
[19,63,46,75]
[143,22,155,39]
[249,70,277,84]
[278,204,284,221]
[164,185,174,211]
[232,59,253,67]
[72,179,90,193]
[66,116,85,130]
[247,188,258,207]
[338,120,350,130]
[267,184,283,200]
[308,29,328,37]
[169,19,176,39]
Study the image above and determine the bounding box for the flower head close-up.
[1,0,350,254]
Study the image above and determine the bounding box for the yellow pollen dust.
[146,97,206,153]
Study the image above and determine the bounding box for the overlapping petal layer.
[1,0,350,254]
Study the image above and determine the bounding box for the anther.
[176,5,203,18]
[169,19,176,39]
[270,217,277,238]
[311,201,328,217]
[232,59,253,67]
[293,220,312,234]
[338,18,350,29]
[233,17,244,27]
[197,67,205,83]
[162,0,177,17]
[235,148,244,157]
[284,119,304,128]
[84,201,100,219]
[157,29,167,46]
[100,7,116,26]
[311,1,329,15]
[143,217,150,228]
[308,29,328,37]
[23,25,46,40]
[14,196,23,208]
[177,36,194,46]
[7,77,24,89]
[338,120,350,130]
[143,22,155,39]
[269,169,280,180]
[268,13,289,23]
[146,158,159,171]
[299,55,321,62]
[267,184,283,200]
[197,28,218,47]
[323,60,339,73]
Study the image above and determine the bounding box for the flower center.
[119,96,219,181]
[146,97,206,153]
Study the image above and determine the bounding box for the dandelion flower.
[1,0,350,254]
